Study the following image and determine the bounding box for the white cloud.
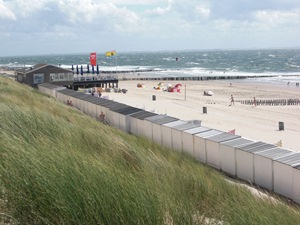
[195,4,211,18]
[0,0,300,56]
[253,9,300,29]
[0,0,16,20]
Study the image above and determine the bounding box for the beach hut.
[106,102,130,127]
[219,138,254,176]
[235,141,277,183]
[273,153,300,200]
[110,106,142,132]
[129,111,157,136]
[171,122,200,152]
[94,98,117,121]
[143,115,178,142]
[182,126,212,157]
[85,97,104,118]
[205,132,241,169]
[38,83,66,98]
[75,93,94,114]
[254,147,294,190]
[293,165,300,204]
[96,99,120,117]
[194,129,223,163]
[161,120,189,149]
[56,88,82,107]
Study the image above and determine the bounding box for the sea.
[1,48,300,86]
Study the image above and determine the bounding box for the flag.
[105,50,116,57]
[275,140,282,147]
[90,52,97,66]
[228,129,235,134]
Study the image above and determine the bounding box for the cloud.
[0,0,300,56]
[253,8,300,29]
[0,0,16,20]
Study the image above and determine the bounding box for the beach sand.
[106,79,300,152]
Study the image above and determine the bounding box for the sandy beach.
[106,79,300,152]
[1,69,299,152]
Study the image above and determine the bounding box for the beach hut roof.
[184,126,211,135]
[164,120,188,128]
[254,147,294,159]
[221,137,254,147]
[113,106,142,115]
[237,141,276,153]
[172,122,200,131]
[206,132,241,142]
[130,111,158,120]
[273,153,300,167]
[195,129,223,138]
[145,115,179,125]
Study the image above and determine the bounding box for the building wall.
[17,65,73,88]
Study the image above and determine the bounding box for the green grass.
[1,76,300,225]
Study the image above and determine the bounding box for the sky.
[0,0,300,56]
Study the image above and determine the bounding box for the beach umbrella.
[76,65,79,75]
[87,64,90,73]
[92,65,95,74]
[96,64,99,75]
[80,65,83,75]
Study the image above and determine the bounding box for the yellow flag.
[276,140,282,147]
[105,50,116,57]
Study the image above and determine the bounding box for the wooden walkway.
[238,98,300,106]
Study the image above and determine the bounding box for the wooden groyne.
[239,99,300,106]
[119,74,280,81]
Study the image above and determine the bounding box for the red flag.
[90,52,97,66]
[228,129,235,134]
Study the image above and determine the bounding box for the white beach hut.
[85,97,103,117]
[236,141,277,184]
[161,120,189,149]
[293,165,300,204]
[181,127,212,157]
[205,132,241,169]
[111,106,142,132]
[38,83,66,98]
[273,153,300,200]
[194,129,223,164]
[171,122,200,152]
[254,147,294,190]
[106,103,130,128]
[143,115,179,143]
[75,94,93,114]
[56,89,79,106]
[129,111,157,136]
[219,138,254,176]
[143,115,168,140]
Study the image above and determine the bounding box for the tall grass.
[1,76,300,225]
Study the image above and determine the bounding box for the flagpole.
[115,54,118,73]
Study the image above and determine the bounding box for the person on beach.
[253,97,257,107]
[229,95,235,106]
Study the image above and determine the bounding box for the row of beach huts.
[38,83,300,205]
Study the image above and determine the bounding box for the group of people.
[92,91,102,97]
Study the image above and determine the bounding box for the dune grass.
[1,76,300,225]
